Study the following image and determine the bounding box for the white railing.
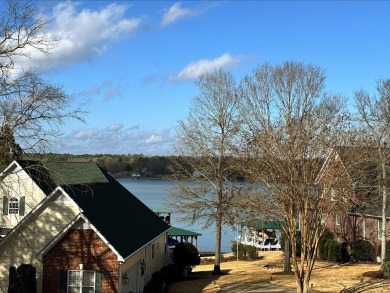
[238,236,281,251]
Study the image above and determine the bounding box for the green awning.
[168,226,202,237]
[240,219,285,230]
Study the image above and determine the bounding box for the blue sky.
[18,1,390,155]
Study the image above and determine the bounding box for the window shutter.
[59,271,67,293]
[3,197,8,215]
[95,271,102,293]
[19,197,25,216]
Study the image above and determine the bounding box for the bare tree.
[168,69,244,275]
[0,0,53,77]
[354,79,390,271]
[239,61,347,293]
[0,0,83,161]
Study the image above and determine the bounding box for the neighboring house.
[316,147,390,250]
[0,160,170,293]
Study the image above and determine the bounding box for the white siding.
[0,166,47,229]
[0,194,79,293]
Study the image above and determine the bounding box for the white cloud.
[161,2,217,27]
[74,129,98,139]
[161,3,191,26]
[176,53,243,81]
[109,124,123,132]
[60,125,175,155]
[16,2,142,73]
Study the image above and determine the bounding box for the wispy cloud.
[161,2,216,27]
[161,3,191,26]
[16,2,142,73]
[175,53,243,81]
[59,124,175,155]
[77,81,122,103]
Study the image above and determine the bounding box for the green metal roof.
[151,208,173,214]
[240,219,286,230]
[168,226,202,237]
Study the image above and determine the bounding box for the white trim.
[0,160,20,179]
[314,148,334,184]
[36,212,125,262]
[348,212,390,221]
[363,217,366,239]
[335,214,341,226]
[315,148,355,188]
[0,187,68,249]
[124,230,169,262]
[378,219,383,240]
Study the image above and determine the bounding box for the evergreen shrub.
[318,228,334,259]
[231,241,258,260]
[172,242,200,267]
[280,230,301,257]
[327,240,342,262]
[383,261,390,278]
[351,240,375,262]
[377,240,390,262]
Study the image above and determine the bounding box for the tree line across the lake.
[26,153,246,180]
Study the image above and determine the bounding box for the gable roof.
[334,146,390,187]
[316,146,390,188]
[12,160,108,194]
[1,160,170,259]
[60,167,170,258]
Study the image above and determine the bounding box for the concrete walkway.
[220,282,297,292]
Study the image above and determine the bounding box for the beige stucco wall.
[0,193,79,293]
[0,164,47,229]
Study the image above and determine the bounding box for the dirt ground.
[168,251,390,293]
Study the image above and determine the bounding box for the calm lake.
[116,178,237,253]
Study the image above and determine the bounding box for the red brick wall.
[42,229,119,293]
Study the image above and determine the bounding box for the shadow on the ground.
[167,269,232,293]
[340,271,390,292]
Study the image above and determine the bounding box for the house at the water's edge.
[0,160,170,293]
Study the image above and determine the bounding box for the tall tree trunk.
[213,214,222,275]
[381,185,387,270]
[380,148,387,271]
[284,238,291,272]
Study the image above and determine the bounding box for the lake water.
[116,178,237,253]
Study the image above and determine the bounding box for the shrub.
[351,240,375,262]
[231,241,246,259]
[172,242,200,267]
[318,229,334,259]
[327,240,342,262]
[280,230,301,257]
[8,264,36,293]
[341,242,350,263]
[377,240,390,261]
[246,244,258,260]
[231,241,258,260]
[323,239,333,260]
[384,261,390,278]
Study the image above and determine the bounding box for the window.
[2,196,25,216]
[330,189,337,202]
[152,243,155,259]
[8,198,19,214]
[68,270,96,293]
[335,214,341,226]
[378,220,383,240]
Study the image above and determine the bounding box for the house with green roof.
[0,160,170,293]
